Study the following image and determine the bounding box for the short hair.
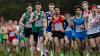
[55,5,60,9]
[25,3,32,7]
[35,2,41,5]
[81,1,89,6]
[74,5,83,11]
[49,3,54,6]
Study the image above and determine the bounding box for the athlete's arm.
[84,16,88,31]
[70,16,74,29]
[62,15,68,30]
[13,25,16,33]
[19,13,26,26]
[43,12,47,28]
[29,12,34,23]
[29,12,38,23]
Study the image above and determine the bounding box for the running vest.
[34,11,44,27]
[32,11,44,32]
[65,18,72,31]
[45,12,53,26]
[87,14,100,34]
[23,12,32,28]
[8,26,16,37]
[51,15,64,32]
[73,15,86,33]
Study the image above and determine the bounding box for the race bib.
[9,31,15,37]
[55,23,63,31]
[26,24,32,28]
[65,26,72,31]
[35,19,42,27]
[25,21,31,28]
[76,25,84,32]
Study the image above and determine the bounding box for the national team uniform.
[87,14,100,38]
[51,15,65,39]
[45,12,53,32]
[32,11,45,42]
[23,12,32,38]
[64,18,72,40]
[73,15,87,41]
[8,26,16,42]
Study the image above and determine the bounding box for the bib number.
[76,25,84,32]
[9,31,15,37]
[55,23,63,31]
[35,19,42,27]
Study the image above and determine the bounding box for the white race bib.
[9,31,15,37]
[76,25,84,32]
[65,26,72,31]
[55,23,63,31]
[35,19,42,27]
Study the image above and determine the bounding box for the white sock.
[10,53,12,56]
[16,46,19,54]
[7,48,10,53]
[30,46,33,56]
[50,50,54,56]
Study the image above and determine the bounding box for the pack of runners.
[0,1,100,56]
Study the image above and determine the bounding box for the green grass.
[0,46,100,56]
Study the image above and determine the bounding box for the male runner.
[29,2,46,56]
[44,3,55,56]
[64,12,73,56]
[87,5,100,56]
[19,3,33,56]
[72,5,87,56]
[51,7,65,56]
[7,20,17,56]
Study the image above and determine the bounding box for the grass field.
[0,46,100,56]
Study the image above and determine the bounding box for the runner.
[29,2,46,56]
[2,22,9,40]
[82,1,90,18]
[7,20,18,56]
[51,7,65,56]
[44,3,55,56]
[19,25,26,56]
[64,12,73,56]
[14,20,20,56]
[87,5,100,56]
[19,3,33,56]
[81,1,90,56]
[72,5,87,56]
[81,1,89,31]
[2,22,8,52]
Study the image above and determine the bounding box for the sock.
[30,46,33,56]
[16,46,19,54]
